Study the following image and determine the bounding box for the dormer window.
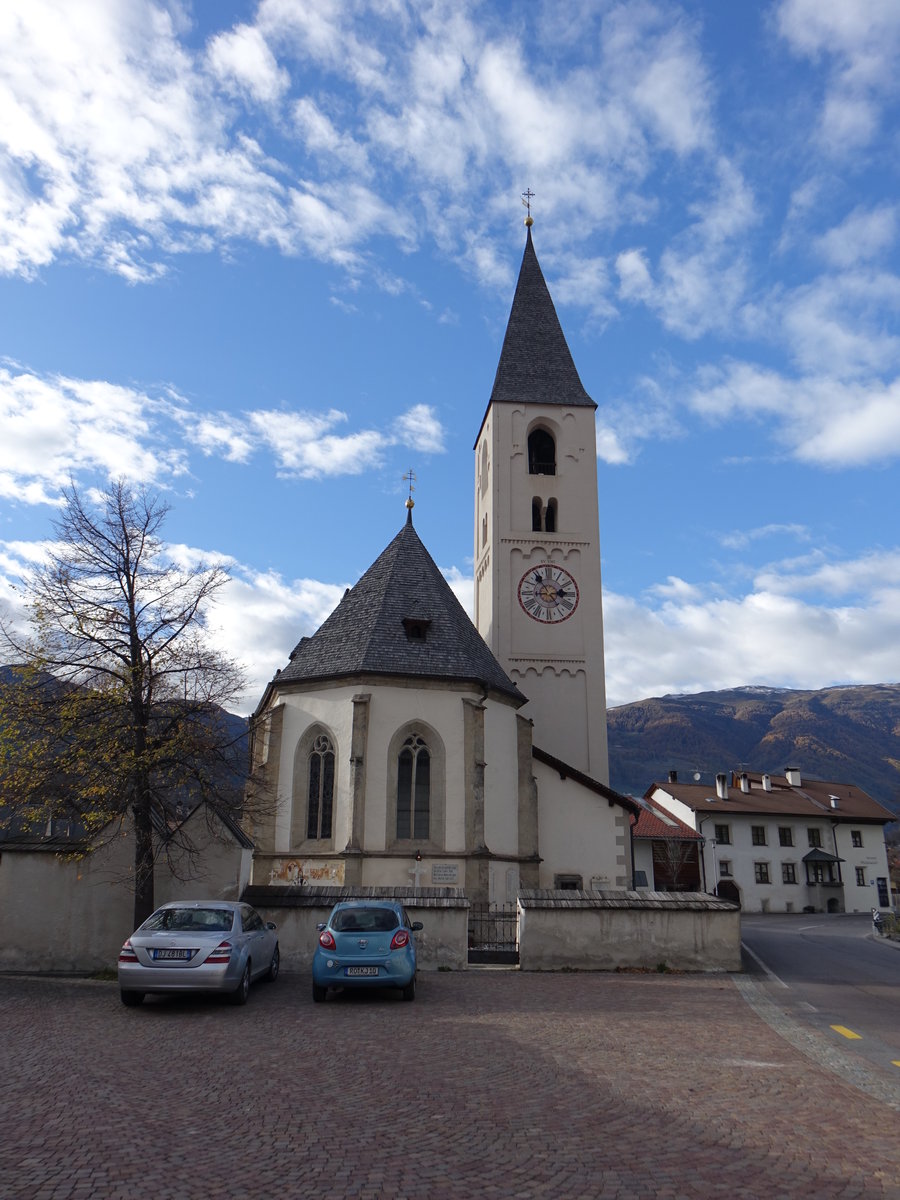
[402,618,431,642]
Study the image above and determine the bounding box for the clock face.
[517,564,579,623]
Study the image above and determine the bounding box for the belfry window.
[528,429,556,475]
[531,497,558,532]
[307,734,335,840]
[397,734,430,840]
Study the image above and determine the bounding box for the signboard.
[431,863,459,884]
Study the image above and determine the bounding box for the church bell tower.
[474,213,609,783]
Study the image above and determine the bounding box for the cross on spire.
[521,188,535,225]
[403,468,416,511]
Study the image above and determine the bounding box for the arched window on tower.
[531,497,558,532]
[397,733,430,840]
[307,733,335,840]
[528,428,556,475]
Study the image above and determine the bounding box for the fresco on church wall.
[268,858,345,886]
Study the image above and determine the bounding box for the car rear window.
[332,907,399,933]
[143,908,235,933]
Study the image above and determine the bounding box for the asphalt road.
[741,912,900,1086]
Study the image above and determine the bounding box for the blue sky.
[2,0,900,714]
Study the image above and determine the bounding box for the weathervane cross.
[403,468,416,501]
[521,188,535,218]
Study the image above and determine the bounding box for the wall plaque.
[431,863,459,884]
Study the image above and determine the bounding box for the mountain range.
[607,683,900,820]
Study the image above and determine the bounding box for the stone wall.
[517,889,741,972]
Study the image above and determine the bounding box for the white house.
[647,768,894,914]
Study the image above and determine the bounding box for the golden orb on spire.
[524,216,533,227]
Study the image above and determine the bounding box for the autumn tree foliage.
[0,481,249,927]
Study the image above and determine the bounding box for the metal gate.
[467,903,519,965]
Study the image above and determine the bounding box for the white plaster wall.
[633,841,655,888]
[274,689,356,849]
[518,904,742,972]
[277,681,509,856]
[482,699,523,855]
[534,759,625,888]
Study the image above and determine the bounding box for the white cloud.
[687,361,900,467]
[775,0,900,153]
[206,23,290,105]
[0,364,449,503]
[814,204,898,268]
[393,405,446,454]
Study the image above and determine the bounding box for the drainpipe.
[698,818,711,894]
[830,820,843,886]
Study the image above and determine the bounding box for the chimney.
[668,770,678,784]
[762,774,772,792]
[715,772,729,800]
[739,772,750,793]
[785,766,801,787]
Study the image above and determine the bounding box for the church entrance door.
[468,903,519,965]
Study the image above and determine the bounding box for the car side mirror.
[316,922,326,932]
[411,921,423,931]
[266,922,277,931]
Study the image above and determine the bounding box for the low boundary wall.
[518,888,741,972]
[242,884,470,971]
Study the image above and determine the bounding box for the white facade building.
[648,769,894,914]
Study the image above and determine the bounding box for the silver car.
[117,900,279,1007]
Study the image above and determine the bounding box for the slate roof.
[487,225,595,411]
[272,509,523,703]
[647,771,894,823]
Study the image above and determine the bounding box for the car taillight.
[206,941,233,963]
[390,930,410,950]
[319,930,336,950]
[118,940,138,962]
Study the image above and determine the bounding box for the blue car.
[312,900,422,1002]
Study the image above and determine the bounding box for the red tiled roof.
[633,801,701,840]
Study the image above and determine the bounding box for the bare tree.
[651,837,700,891]
[0,481,249,927]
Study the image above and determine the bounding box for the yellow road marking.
[830,1025,862,1040]
[892,1062,900,1069]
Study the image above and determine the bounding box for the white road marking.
[741,940,789,988]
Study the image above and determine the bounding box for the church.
[245,216,639,908]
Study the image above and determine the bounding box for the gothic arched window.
[397,733,430,840]
[528,428,556,475]
[307,733,335,840]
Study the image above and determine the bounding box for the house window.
[307,734,335,840]
[851,830,863,848]
[754,862,771,884]
[855,867,866,887]
[714,824,731,845]
[751,825,767,846]
[397,734,430,840]
[807,828,822,849]
[719,860,733,877]
[528,428,556,475]
[778,827,793,847]
[782,862,797,885]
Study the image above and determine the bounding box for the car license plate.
[153,948,192,960]
[345,966,379,977]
